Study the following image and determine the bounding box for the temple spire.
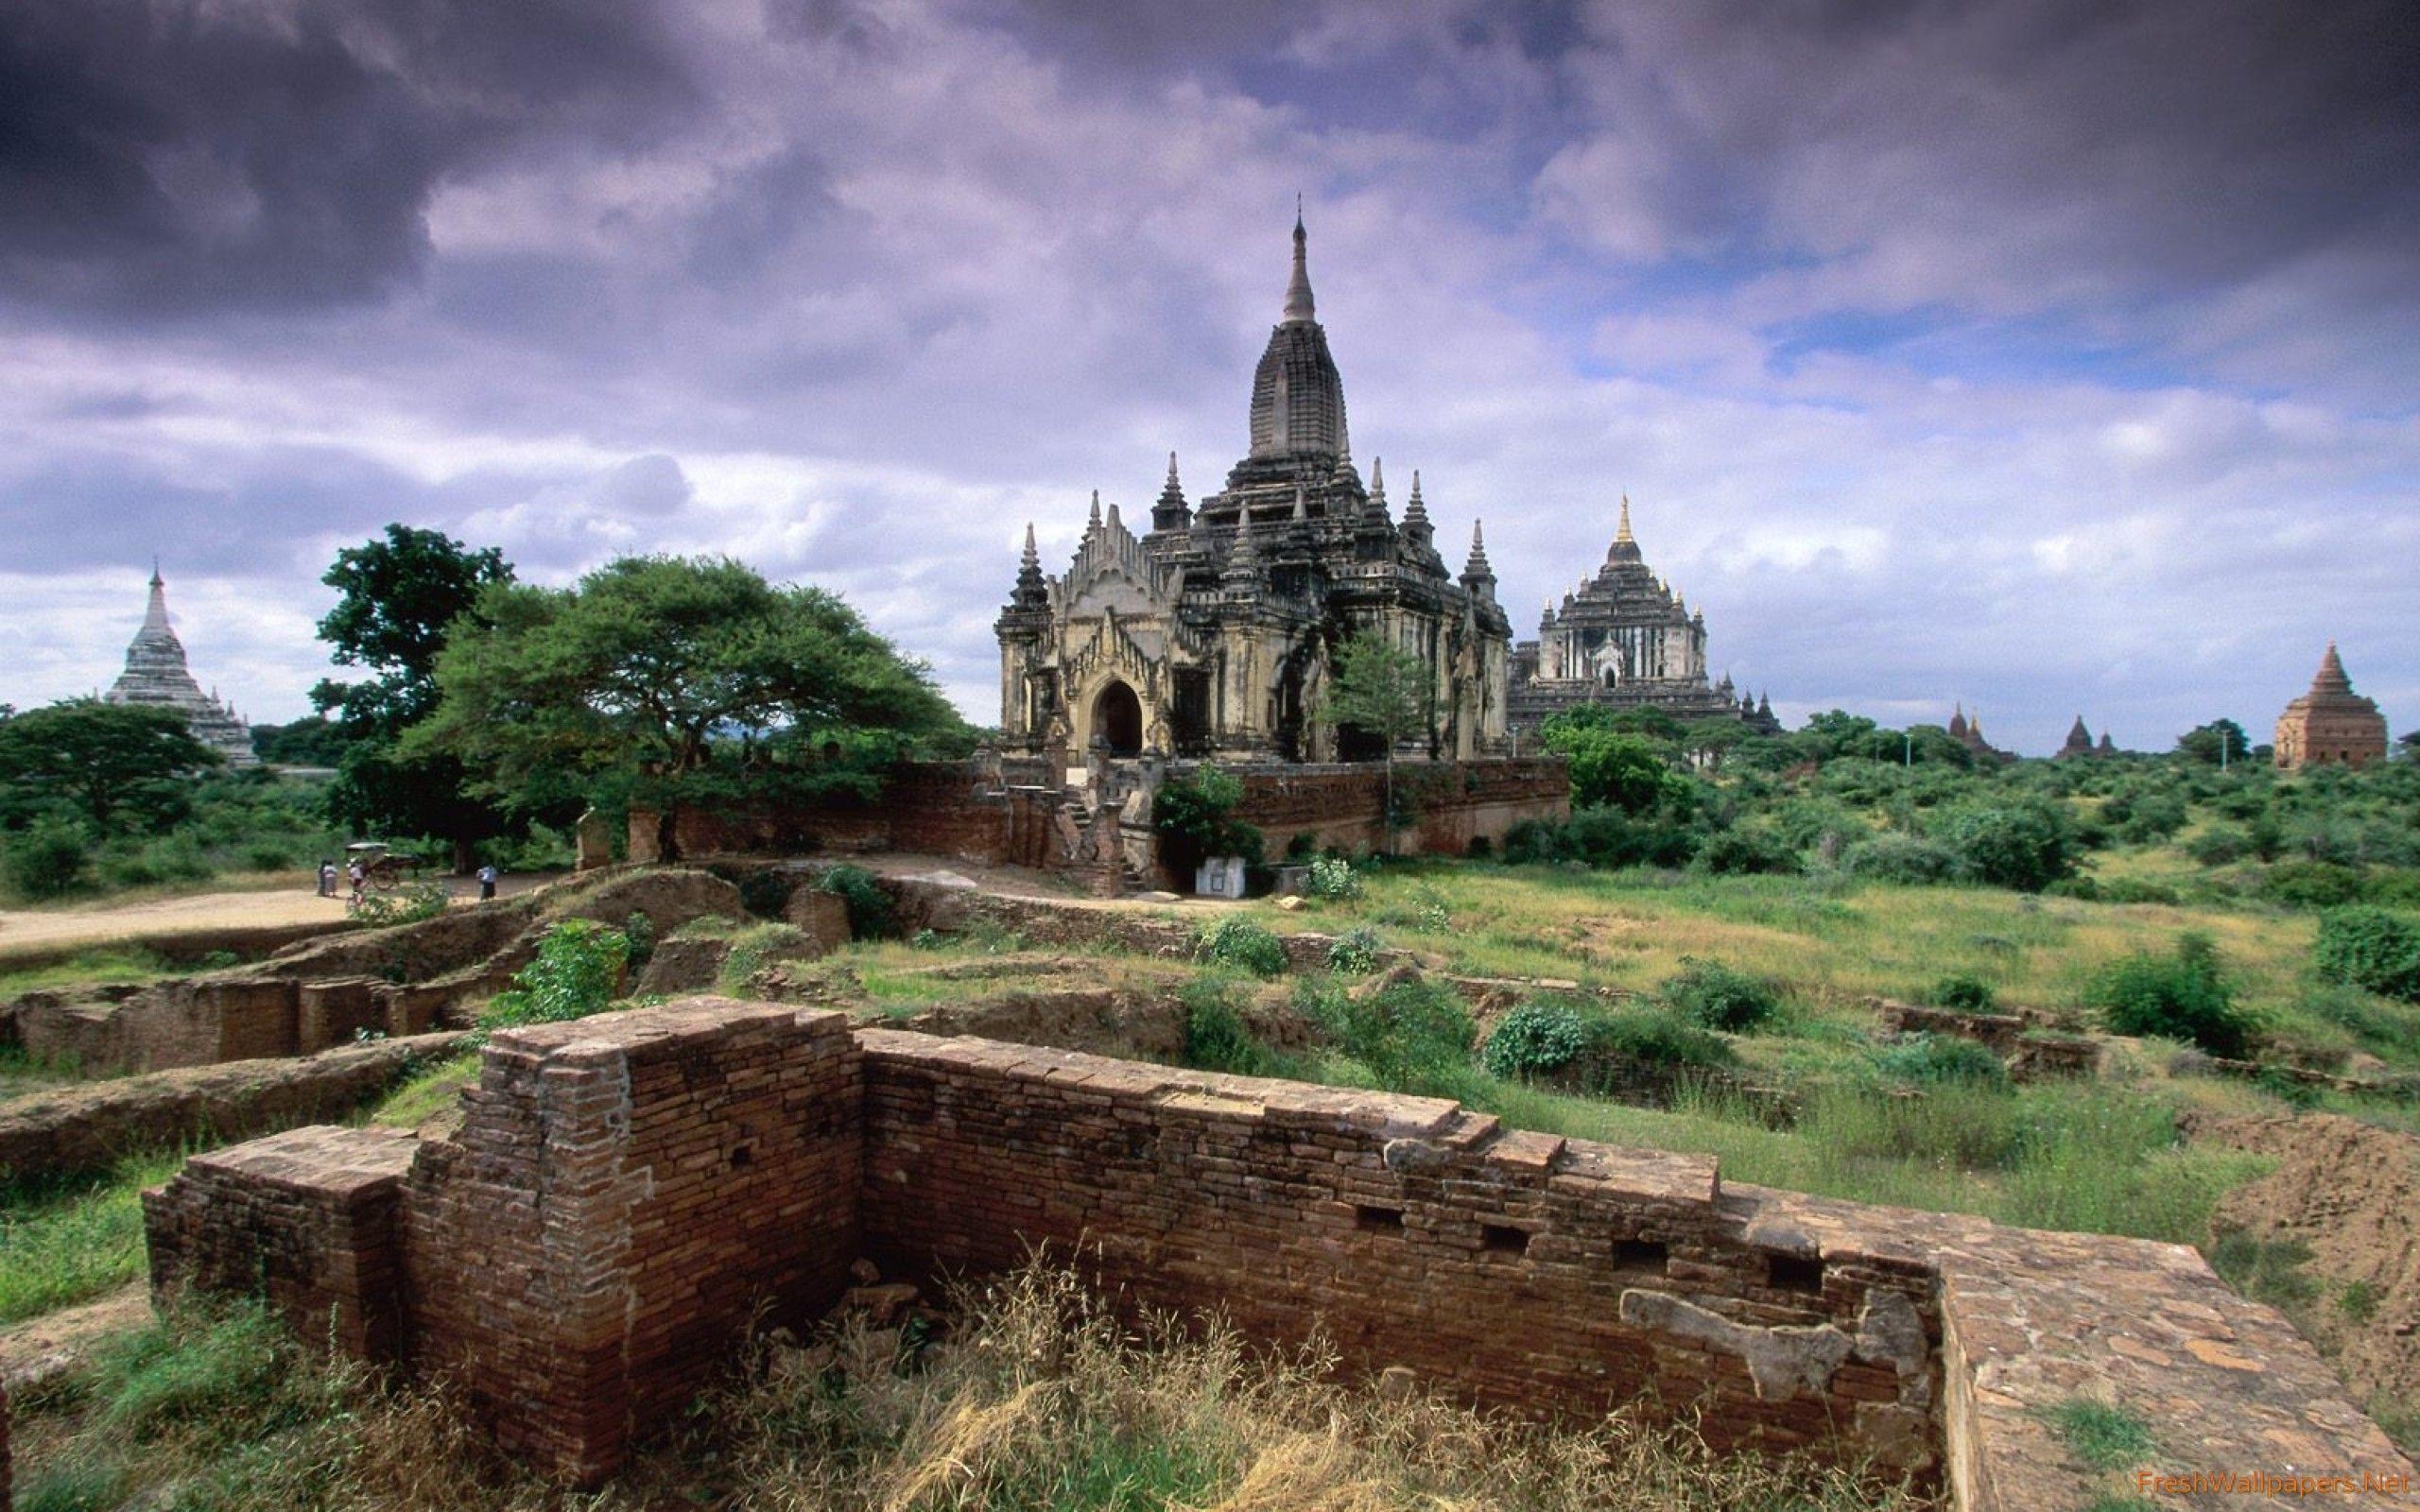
[141,562,171,634]
[1283,204,1316,323]
[1616,493,1634,544]
[2312,642,2353,695]
[1087,490,1102,530]
[1020,522,1039,570]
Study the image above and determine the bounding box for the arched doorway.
[1093,680,1144,756]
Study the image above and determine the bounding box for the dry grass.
[13,1267,1928,1511]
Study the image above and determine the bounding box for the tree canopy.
[311,524,519,868]
[407,555,966,821]
[0,699,223,832]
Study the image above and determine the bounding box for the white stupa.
[104,564,257,766]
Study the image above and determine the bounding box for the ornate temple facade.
[1507,499,1779,735]
[997,216,1512,764]
[105,566,256,767]
[2274,644,2388,770]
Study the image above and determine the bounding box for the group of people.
[315,857,500,908]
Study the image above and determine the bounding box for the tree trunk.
[453,834,475,875]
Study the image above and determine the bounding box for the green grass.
[2041,1398,2156,1471]
[0,947,176,999]
[0,1151,185,1325]
[0,1043,99,1101]
[363,1051,478,1129]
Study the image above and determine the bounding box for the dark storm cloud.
[0,0,698,316]
[1546,0,2420,370]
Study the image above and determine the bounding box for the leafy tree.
[311,524,518,870]
[1322,630,1433,850]
[0,698,221,832]
[1937,801,2079,892]
[1541,725,1689,815]
[248,717,351,766]
[408,555,962,855]
[2176,719,2251,767]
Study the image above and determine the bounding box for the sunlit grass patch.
[0,1149,185,1325]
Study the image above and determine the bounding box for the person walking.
[317,859,337,898]
[476,863,498,902]
[347,858,366,911]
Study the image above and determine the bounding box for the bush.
[1872,1033,2012,1091]
[1197,917,1288,977]
[1583,1005,1738,1074]
[1930,972,1998,1012]
[2314,906,2420,1003]
[4,817,91,899]
[1154,765,1265,875]
[1692,828,1801,877]
[1306,856,1364,900]
[1308,976,1477,1097]
[1479,1001,1589,1079]
[480,919,631,1031]
[622,909,657,970]
[2185,826,2254,867]
[1659,957,1786,1033]
[2259,860,2369,909]
[1938,802,2079,892]
[2086,932,2257,1058]
[1180,973,1266,1075]
[1841,833,1959,885]
[818,864,897,939]
[2300,982,2420,1059]
[351,879,448,927]
[1324,926,1381,975]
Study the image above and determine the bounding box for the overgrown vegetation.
[1198,916,1289,977]
[2085,932,2257,1058]
[11,1266,1925,1512]
[477,919,631,1033]
[0,1151,185,1325]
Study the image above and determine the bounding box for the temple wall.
[145,1001,2416,1505]
[1219,757,1569,857]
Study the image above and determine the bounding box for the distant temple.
[1946,705,2014,764]
[2055,715,2118,760]
[1508,497,1780,735]
[105,566,256,767]
[997,214,1511,763]
[2274,644,2388,771]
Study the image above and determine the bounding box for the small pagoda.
[2273,644,2388,771]
[105,566,257,767]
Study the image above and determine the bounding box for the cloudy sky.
[3,0,2414,753]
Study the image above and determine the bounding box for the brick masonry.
[144,1000,2416,1507]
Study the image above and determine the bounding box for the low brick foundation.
[146,999,2416,1507]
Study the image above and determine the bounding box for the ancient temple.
[997,215,1511,764]
[1507,498,1780,734]
[105,566,256,767]
[2054,715,2119,760]
[1946,705,2014,764]
[2274,644,2388,770]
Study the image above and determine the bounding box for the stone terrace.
[139,999,2414,1510]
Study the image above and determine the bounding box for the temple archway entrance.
[1093,680,1144,756]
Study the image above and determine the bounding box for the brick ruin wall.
[144,999,2416,1510]
[666,758,1571,872]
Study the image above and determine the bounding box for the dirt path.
[2187,1110,2420,1412]
[0,873,552,961]
[0,1282,152,1391]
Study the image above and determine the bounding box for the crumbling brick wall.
[855,1031,1938,1468]
[401,1000,862,1485]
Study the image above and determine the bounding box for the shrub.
[818,864,897,939]
[1930,972,1998,1012]
[1311,976,1476,1097]
[1154,765,1265,875]
[2314,906,2420,1003]
[351,879,448,927]
[1841,833,1959,885]
[1180,973,1265,1075]
[1659,957,1785,1033]
[2300,982,2420,1059]
[1692,828,1801,877]
[4,817,91,900]
[2259,861,2368,909]
[2086,932,2257,1058]
[1938,802,2079,892]
[1479,1001,1589,1079]
[622,909,657,970]
[1872,1033,2012,1091]
[1305,856,1364,900]
[1197,917,1288,977]
[1324,926,1381,975]
[1585,1005,1738,1073]
[2185,826,2253,867]
[480,919,631,1031]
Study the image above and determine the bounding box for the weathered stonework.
[103,566,254,766]
[2275,644,2390,770]
[1509,498,1781,735]
[997,216,1512,766]
[147,1001,2416,1506]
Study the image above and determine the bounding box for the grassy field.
[1239,861,2410,1071]
[0,1151,185,1326]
